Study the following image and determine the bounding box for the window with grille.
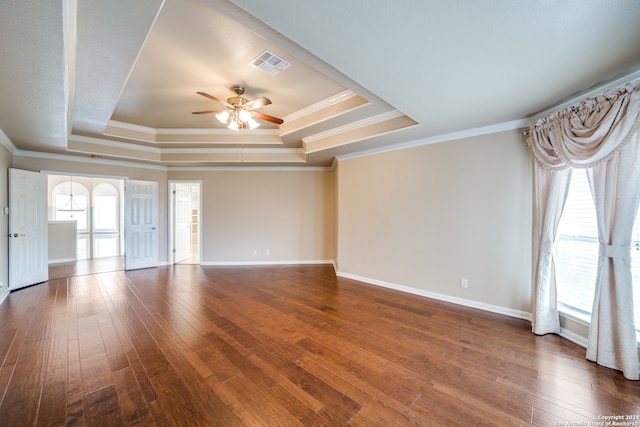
[555,169,640,333]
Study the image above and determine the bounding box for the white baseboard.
[559,327,588,348]
[0,288,8,306]
[200,259,334,267]
[336,270,532,321]
[48,258,76,264]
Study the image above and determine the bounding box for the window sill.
[558,304,591,327]
[559,303,640,346]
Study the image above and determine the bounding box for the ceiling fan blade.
[196,91,231,107]
[243,97,272,111]
[191,109,224,115]
[253,112,284,125]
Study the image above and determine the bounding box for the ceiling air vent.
[249,50,291,76]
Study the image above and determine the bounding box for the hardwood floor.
[48,256,124,280]
[0,265,638,426]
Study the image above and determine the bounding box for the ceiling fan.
[192,85,284,130]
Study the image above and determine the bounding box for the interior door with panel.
[173,183,192,263]
[124,179,158,270]
[9,168,48,290]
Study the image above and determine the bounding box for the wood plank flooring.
[0,264,639,426]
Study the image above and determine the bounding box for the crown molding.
[69,134,301,156]
[104,120,282,144]
[13,149,168,171]
[335,118,528,162]
[107,119,281,136]
[168,165,332,172]
[160,147,303,155]
[0,128,18,154]
[302,110,404,144]
[282,90,359,123]
[69,134,161,153]
[527,68,640,122]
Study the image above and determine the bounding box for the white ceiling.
[1,0,640,167]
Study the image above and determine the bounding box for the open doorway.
[169,181,201,265]
[47,174,125,277]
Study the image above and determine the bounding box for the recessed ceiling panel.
[111,0,345,130]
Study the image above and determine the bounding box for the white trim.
[0,289,8,306]
[168,165,332,172]
[69,134,161,153]
[161,147,303,155]
[0,128,18,154]
[70,134,299,156]
[41,170,128,180]
[335,118,528,162]
[14,149,168,171]
[48,258,76,264]
[303,110,405,144]
[105,120,282,142]
[16,148,328,173]
[283,90,360,123]
[201,260,334,266]
[336,270,532,321]
[106,120,156,135]
[63,0,77,138]
[156,127,280,137]
[558,327,588,349]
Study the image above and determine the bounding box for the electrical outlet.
[266,249,270,255]
[461,278,468,288]
[253,249,257,255]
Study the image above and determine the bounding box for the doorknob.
[9,233,26,238]
[151,227,157,230]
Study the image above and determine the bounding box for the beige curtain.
[531,167,571,335]
[528,80,640,380]
[586,133,640,380]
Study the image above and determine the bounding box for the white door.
[173,183,192,263]
[9,168,48,290]
[124,179,158,270]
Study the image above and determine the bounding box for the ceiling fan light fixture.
[216,111,229,123]
[247,118,260,129]
[239,109,251,122]
[193,86,283,130]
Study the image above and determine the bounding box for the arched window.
[52,180,89,231]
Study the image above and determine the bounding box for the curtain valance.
[529,81,640,170]
[528,78,640,380]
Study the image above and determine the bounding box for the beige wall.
[336,129,533,315]
[1,132,592,342]
[0,145,12,302]
[167,169,335,264]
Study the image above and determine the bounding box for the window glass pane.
[556,169,598,316]
[556,169,640,332]
[94,234,118,258]
[94,196,117,230]
[77,234,90,260]
[93,183,119,232]
[53,191,89,231]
